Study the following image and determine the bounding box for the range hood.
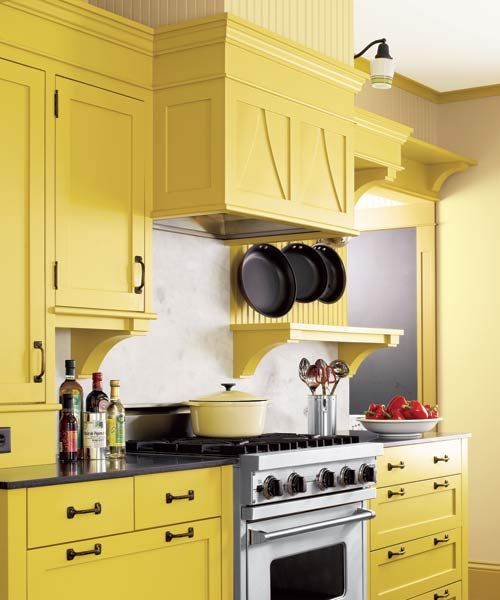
[153,215,325,241]
[151,14,367,242]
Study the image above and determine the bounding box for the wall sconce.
[354,38,394,89]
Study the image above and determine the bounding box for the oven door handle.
[249,508,376,545]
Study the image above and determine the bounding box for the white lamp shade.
[370,57,394,89]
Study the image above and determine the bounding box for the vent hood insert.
[152,14,367,241]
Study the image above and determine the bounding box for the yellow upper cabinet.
[55,78,146,313]
[153,14,366,239]
[0,58,46,404]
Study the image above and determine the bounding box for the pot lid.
[194,383,266,402]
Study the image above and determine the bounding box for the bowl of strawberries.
[357,396,442,438]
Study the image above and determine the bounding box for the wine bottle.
[107,380,126,458]
[85,372,109,413]
[59,393,78,463]
[59,359,83,456]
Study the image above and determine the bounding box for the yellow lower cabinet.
[134,467,221,529]
[27,517,221,600]
[411,581,461,600]
[370,474,461,550]
[370,528,461,600]
[27,478,134,548]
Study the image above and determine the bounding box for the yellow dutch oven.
[187,383,269,437]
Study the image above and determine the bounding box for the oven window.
[270,543,345,600]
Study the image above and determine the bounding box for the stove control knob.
[316,468,336,490]
[359,463,376,484]
[287,472,307,495]
[259,476,284,499]
[339,466,356,487]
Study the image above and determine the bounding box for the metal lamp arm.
[354,38,387,59]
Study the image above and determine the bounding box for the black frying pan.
[313,243,347,304]
[282,243,328,303]
[238,244,296,318]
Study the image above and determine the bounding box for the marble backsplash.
[56,229,349,434]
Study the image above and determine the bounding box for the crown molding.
[355,57,500,104]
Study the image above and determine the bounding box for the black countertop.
[0,454,237,490]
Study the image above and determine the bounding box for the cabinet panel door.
[0,58,45,404]
[28,518,221,600]
[55,77,145,312]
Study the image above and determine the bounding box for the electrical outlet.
[0,427,11,453]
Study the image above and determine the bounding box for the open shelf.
[231,323,403,378]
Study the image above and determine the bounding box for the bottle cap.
[92,372,103,382]
[62,393,74,410]
[65,359,76,374]
[110,379,120,387]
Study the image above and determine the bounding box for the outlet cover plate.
[0,427,11,453]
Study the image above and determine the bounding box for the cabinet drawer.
[28,478,134,548]
[27,518,221,600]
[135,467,221,530]
[370,528,461,600]
[411,581,461,600]
[377,440,461,487]
[370,474,462,550]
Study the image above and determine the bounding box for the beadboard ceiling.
[355,0,500,92]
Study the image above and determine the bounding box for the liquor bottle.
[59,359,83,456]
[107,380,126,458]
[85,372,109,413]
[59,393,78,462]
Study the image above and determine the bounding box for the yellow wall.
[356,83,439,144]
[88,0,353,63]
[437,96,500,564]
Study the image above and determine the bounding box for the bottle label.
[83,418,106,449]
[61,429,78,453]
[60,389,82,450]
[107,414,125,447]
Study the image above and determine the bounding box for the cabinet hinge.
[54,89,59,118]
[54,261,59,290]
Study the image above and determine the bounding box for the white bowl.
[357,417,443,438]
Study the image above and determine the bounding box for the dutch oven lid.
[194,383,267,402]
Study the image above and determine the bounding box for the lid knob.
[221,383,236,392]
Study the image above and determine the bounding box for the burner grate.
[127,433,360,456]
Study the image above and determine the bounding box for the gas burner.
[126,432,360,456]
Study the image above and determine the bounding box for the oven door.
[246,502,374,600]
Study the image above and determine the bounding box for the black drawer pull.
[388,546,406,558]
[166,489,194,504]
[434,534,450,545]
[134,255,145,294]
[434,480,450,489]
[434,455,450,463]
[66,543,101,561]
[434,590,450,599]
[388,487,405,498]
[33,341,45,383]
[67,502,102,519]
[165,527,194,543]
[387,461,405,471]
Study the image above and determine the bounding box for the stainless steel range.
[128,433,383,600]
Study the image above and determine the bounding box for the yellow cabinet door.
[0,58,46,404]
[55,77,146,312]
[370,474,462,550]
[28,518,221,600]
[412,581,461,600]
[370,528,461,600]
